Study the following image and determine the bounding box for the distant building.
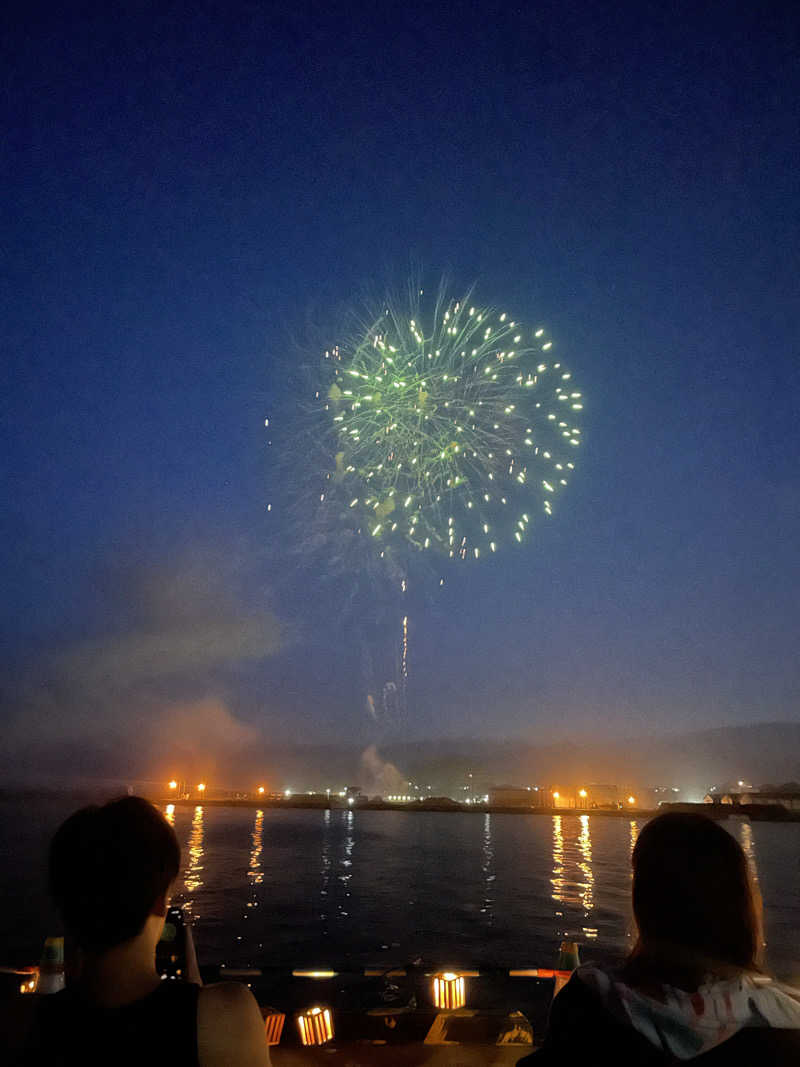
[489,786,535,808]
[585,783,619,807]
[722,791,800,812]
[738,793,800,806]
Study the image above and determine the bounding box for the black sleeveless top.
[25,980,200,1067]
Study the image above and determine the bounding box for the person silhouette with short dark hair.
[25,796,270,1066]
[521,812,800,1064]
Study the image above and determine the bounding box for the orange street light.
[168,780,177,790]
[552,791,560,800]
[258,786,265,795]
[578,789,587,799]
[627,795,636,805]
[197,783,206,793]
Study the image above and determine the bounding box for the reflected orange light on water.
[184,805,205,907]
[249,809,264,887]
[577,814,595,919]
[551,814,565,904]
[629,819,639,858]
[164,804,175,825]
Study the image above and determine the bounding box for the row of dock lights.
[168,781,272,796]
[166,780,637,807]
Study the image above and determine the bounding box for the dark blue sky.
[2,0,798,764]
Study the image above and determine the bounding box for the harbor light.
[578,789,587,799]
[552,791,560,801]
[627,795,636,805]
[297,1005,334,1045]
[168,780,177,790]
[197,783,206,794]
[258,786,265,795]
[433,971,466,1010]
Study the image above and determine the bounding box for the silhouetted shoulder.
[197,981,270,1067]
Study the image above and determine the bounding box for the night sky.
[2,1,799,773]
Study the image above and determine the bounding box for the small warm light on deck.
[433,971,466,1009]
[578,789,587,799]
[168,780,177,790]
[197,783,206,793]
[263,1009,285,1045]
[20,973,38,994]
[297,1005,334,1045]
[627,795,636,805]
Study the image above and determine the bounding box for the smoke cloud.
[359,744,405,797]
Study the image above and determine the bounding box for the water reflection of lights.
[164,804,175,825]
[577,814,595,932]
[739,821,759,883]
[337,810,354,921]
[480,813,495,923]
[320,808,332,930]
[184,806,205,914]
[629,819,639,858]
[241,808,265,957]
[552,814,596,938]
[248,810,264,887]
[551,815,566,906]
[739,822,766,950]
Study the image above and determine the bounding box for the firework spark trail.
[272,281,584,730]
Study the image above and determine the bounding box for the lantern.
[433,971,466,1009]
[263,1009,285,1046]
[297,1005,334,1045]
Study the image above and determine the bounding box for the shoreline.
[154,797,800,821]
[152,796,749,819]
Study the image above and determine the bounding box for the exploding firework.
[316,284,583,567]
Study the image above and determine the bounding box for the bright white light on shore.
[197,783,206,793]
[552,791,560,800]
[258,786,265,795]
[347,797,354,806]
[168,780,177,790]
[627,795,636,805]
[285,789,292,797]
[578,789,587,799]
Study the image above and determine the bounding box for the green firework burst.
[316,285,583,566]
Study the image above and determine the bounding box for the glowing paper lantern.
[297,1005,334,1045]
[433,971,466,1009]
[263,1009,285,1046]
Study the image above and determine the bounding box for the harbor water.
[1,799,798,984]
